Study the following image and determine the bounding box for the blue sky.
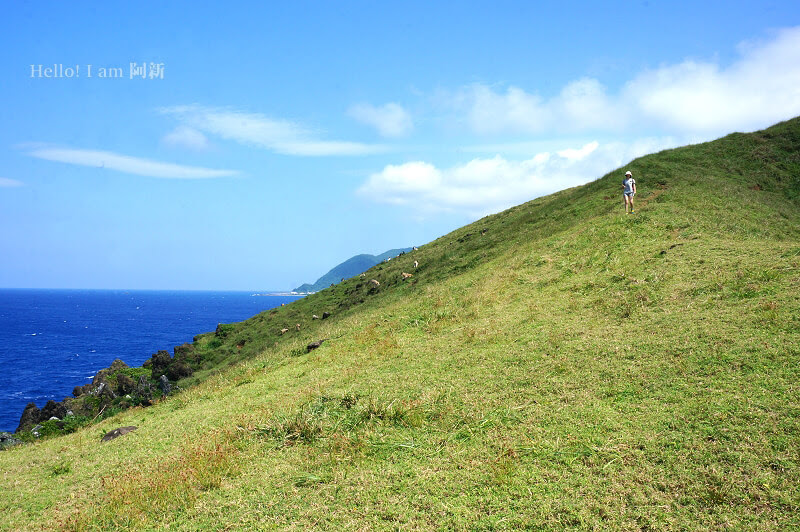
[2,1,799,290]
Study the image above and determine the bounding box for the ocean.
[0,289,303,433]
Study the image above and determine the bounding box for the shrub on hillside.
[149,350,172,380]
[166,361,193,381]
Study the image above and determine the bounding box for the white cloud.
[25,147,238,179]
[623,26,800,133]
[266,140,385,157]
[446,26,800,137]
[348,102,413,137]
[557,141,599,161]
[449,79,626,135]
[161,126,211,151]
[160,105,385,156]
[357,139,679,216]
[0,177,24,187]
[459,84,549,135]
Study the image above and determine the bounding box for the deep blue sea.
[0,289,303,433]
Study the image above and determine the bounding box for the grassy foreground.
[1,118,799,530]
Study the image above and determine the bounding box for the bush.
[166,361,193,381]
[119,366,151,380]
[215,323,236,339]
[149,350,172,380]
[116,374,135,395]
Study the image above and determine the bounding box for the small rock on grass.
[306,339,327,353]
[0,432,23,450]
[101,426,138,442]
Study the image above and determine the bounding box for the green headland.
[1,117,798,530]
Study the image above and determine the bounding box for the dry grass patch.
[61,429,241,530]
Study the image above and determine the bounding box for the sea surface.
[0,289,303,433]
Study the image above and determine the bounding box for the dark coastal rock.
[166,361,192,381]
[12,352,173,438]
[67,358,129,402]
[174,343,195,361]
[150,350,172,380]
[11,338,203,439]
[148,344,196,381]
[170,344,196,379]
[101,426,138,442]
[136,376,153,405]
[0,432,22,450]
[94,382,117,400]
[158,375,171,396]
[56,398,76,417]
[306,339,327,353]
[40,400,68,421]
[16,403,40,433]
[174,344,195,378]
[136,375,152,395]
[116,374,135,395]
[172,340,195,368]
[93,359,129,386]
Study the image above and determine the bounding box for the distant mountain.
[293,248,413,293]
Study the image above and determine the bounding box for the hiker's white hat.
[625,171,632,176]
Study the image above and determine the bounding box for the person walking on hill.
[623,170,636,214]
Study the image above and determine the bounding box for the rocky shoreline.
[5,339,202,448]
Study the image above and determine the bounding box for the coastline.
[0,290,303,433]
[252,292,311,297]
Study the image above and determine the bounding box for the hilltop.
[293,248,413,293]
[0,117,798,530]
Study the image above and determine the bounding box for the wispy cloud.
[25,146,238,179]
[0,177,24,187]
[449,79,625,135]
[442,26,800,137]
[348,102,413,137]
[557,141,599,161]
[622,26,800,133]
[357,138,678,217]
[161,125,211,151]
[159,105,386,156]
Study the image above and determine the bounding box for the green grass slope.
[1,118,798,530]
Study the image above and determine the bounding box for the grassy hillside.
[1,118,798,530]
